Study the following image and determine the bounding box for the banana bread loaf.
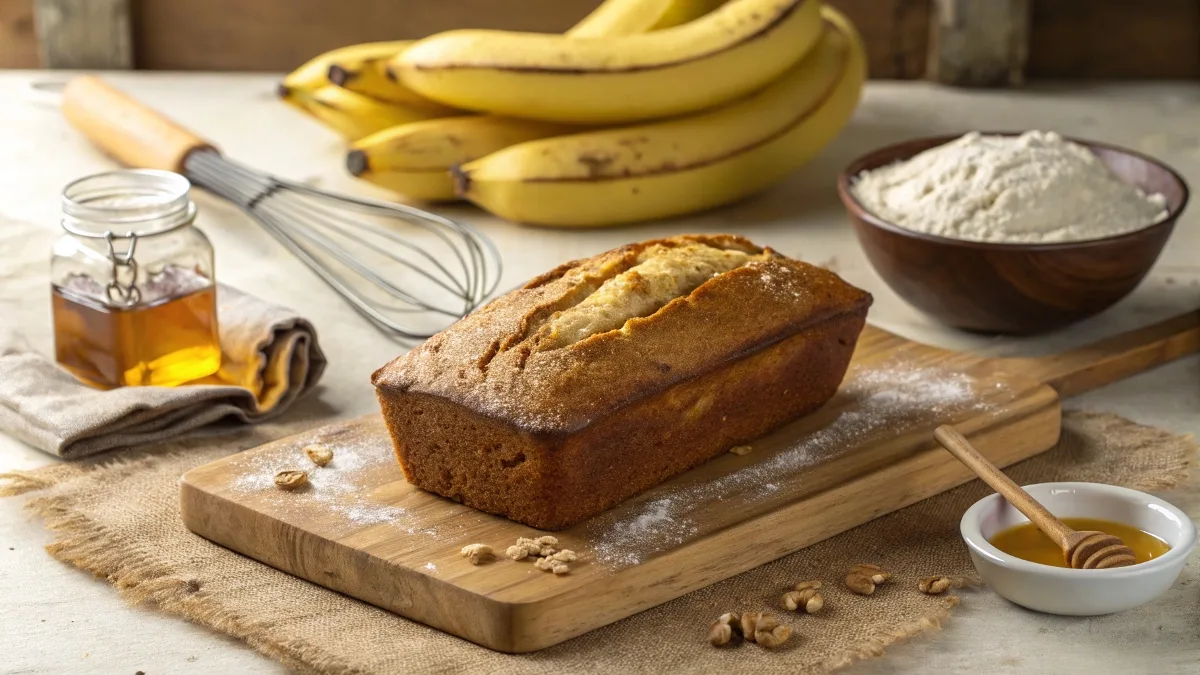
[372,234,872,530]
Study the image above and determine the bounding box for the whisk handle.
[61,75,216,173]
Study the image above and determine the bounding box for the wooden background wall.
[1,0,1198,79]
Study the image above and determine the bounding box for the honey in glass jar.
[51,170,220,389]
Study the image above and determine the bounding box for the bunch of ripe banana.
[279,0,864,227]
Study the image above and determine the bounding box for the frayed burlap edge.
[815,595,960,672]
[1,409,1195,675]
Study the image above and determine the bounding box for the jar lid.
[61,169,197,239]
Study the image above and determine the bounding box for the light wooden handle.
[1006,309,1200,398]
[61,75,216,173]
[933,425,1074,544]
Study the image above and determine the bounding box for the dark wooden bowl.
[838,133,1190,334]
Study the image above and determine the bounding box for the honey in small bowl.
[990,517,1170,568]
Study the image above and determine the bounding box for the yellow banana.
[567,0,728,37]
[347,0,731,200]
[453,6,865,227]
[395,0,824,124]
[281,40,414,94]
[348,116,577,201]
[293,86,448,142]
[316,0,720,116]
[327,53,463,115]
[278,41,463,137]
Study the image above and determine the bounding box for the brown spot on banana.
[346,150,370,176]
[577,152,616,176]
[326,64,356,87]
[451,165,472,197]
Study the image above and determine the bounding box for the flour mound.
[851,130,1169,243]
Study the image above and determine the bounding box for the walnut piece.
[459,544,494,565]
[274,470,308,490]
[756,624,792,648]
[548,549,577,563]
[782,580,823,614]
[919,575,955,595]
[729,445,753,456]
[303,444,333,467]
[534,556,570,574]
[751,614,792,648]
[845,564,889,595]
[708,612,745,647]
[511,536,555,558]
[740,612,760,642]
[844,573,875,596]
[851,563,890,585]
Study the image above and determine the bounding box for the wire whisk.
[52,75,502,340]
[186,151,501,338]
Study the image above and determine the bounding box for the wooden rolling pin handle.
[61,75,217,173]
[933,425,1074,544]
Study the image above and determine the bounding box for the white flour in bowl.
[851,130,1169,243]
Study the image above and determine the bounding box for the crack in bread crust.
[480,237,764,370]
[530,242,769,353]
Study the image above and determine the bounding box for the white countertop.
[1,72,1198,674]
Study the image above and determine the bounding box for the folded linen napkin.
[0,284,325,459]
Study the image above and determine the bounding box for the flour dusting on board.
[226,423,436,536]
[587,363,997,567]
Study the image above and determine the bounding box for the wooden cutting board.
[180,311,1199,653]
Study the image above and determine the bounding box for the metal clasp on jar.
[103,231,141,306]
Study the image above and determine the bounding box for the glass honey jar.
[51,169,220,389]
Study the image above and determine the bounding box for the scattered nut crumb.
[782,581,823,613]
[534,556,570,574]
[918,575,958,595]
[728,445,753,456]
[510,536,576,572]
[274,470,308,490]
[511,536,556,558]
[708,613,741,647]
[304,444,333,467]
[459,544,494,565]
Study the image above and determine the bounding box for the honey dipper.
[934,425,1136,569]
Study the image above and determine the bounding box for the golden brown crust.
[373,234,872,529]
[372,234,872,435]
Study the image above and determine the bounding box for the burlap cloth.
[0,409,1193,674]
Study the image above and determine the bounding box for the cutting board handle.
[1005,309,1200,397]
[61,75,217,173]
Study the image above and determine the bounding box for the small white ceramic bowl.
[961,482,1196,616]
